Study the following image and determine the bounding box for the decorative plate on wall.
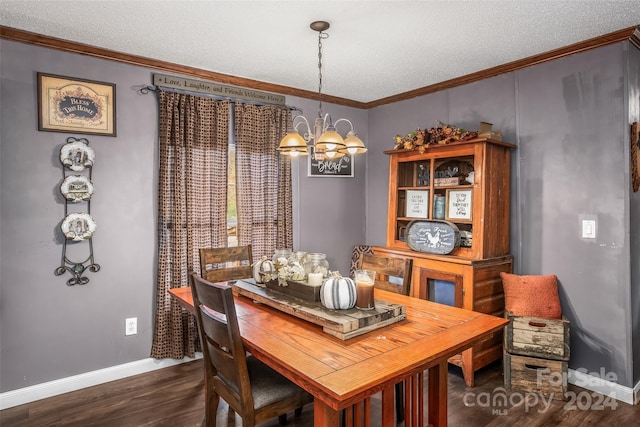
[59,138,95,171]
[60,175,94,202]
[61,212,97,241]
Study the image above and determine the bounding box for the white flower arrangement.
[274,257,305,286]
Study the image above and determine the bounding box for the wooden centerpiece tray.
[231,279,406,340]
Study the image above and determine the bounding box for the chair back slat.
[202,266,252,284]
[195,287,229,316]
[359,253,413,295]
[206,340,242,396]
[199,246,253,283]
[199,309,233,355]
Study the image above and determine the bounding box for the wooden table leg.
[404,371,424,427]
[418,371,425,426]
[314,397,340,427]
[462,348,475,387]
[353,400,364,427]
[381,385,395,426]
[427,361,448,427]
[363,398,371,427]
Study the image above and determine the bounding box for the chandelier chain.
[317,31,328,117]
[317,31,323,116]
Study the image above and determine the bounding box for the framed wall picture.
[308,147,353,177]
[38,73,116,136]
[446,189,473,221]
[406,190,429,218]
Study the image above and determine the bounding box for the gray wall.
[367,42,638,388]
[0,40,367,392]
[1,40,158,392]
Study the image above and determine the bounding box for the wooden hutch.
[374,138,515,386]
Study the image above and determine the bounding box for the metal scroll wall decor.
[55,137,100,285]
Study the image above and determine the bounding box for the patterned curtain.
[234,104,293,260]
[151,91,230,359]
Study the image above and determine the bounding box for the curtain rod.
[138,85,302,113]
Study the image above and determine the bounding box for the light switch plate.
[582,219,596,239]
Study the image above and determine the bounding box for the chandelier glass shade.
[279,21,366,159]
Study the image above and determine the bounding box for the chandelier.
[279,21,366,159]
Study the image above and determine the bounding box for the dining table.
[169,279,508,427]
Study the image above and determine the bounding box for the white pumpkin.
[320,272,356,310]
[252,256,275,283]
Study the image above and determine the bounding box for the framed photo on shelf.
[446,189,472,221]
[405,190,429,218]
[38,73,116,136]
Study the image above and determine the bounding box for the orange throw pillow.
[501,272,562,319]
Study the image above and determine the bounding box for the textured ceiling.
[1,0,639,103]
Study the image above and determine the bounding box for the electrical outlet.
[125,317,137,336]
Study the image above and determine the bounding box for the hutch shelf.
[375,137,516,386]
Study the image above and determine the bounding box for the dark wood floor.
[2,360,638,426]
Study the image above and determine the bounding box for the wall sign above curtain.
[38,73,116,136]
[153,73,286,105]
[308,147,353,177]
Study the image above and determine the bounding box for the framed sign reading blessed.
[308,148,353,177]
[38,73,116,136]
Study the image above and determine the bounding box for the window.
[227,143,237,247]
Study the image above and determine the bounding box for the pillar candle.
[307,272,323,287]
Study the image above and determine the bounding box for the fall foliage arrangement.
[394,121,478,153]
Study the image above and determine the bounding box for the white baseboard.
[0,353,202,410]
[568,368,639,405]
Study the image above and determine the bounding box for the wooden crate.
[265,278,321,302]
[504,353,567,399]
[505,312,570,361]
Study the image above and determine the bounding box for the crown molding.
[365,26,640,108]
[0,25,366,109]
[2,25,638,110]
[630,27,640,50]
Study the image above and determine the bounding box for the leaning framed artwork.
[405,190,429,218]
[446,189,473,221]
[38,73,116,136]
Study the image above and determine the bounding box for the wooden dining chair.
[357,252,413,423]
[357,252,413,296]
[190,273,313,426]
[199,245,253,283]
[349,244,373,279]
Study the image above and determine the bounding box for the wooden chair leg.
[294,407,303,417]
[205,391,219,427]
[278,413,287,425]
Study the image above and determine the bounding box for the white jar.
[303,253,330,279]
